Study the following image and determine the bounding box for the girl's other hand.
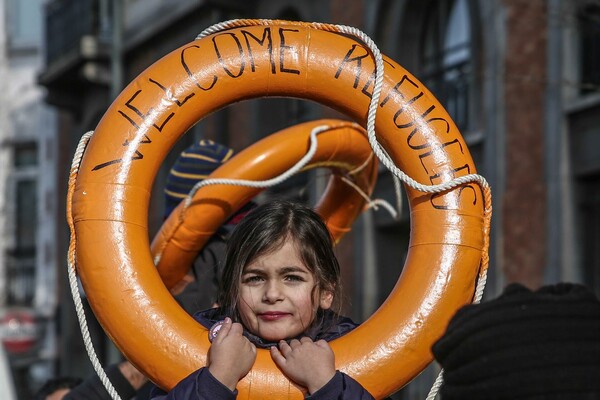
[270,337,336,394]
[208,318,257,391]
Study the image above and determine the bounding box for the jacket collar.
[194,307,358,349]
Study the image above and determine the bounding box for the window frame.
[4,142,39,306]
[5,0,44,51]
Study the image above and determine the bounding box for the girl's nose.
[262,281,284,303]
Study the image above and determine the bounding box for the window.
[570,1,600,295]
[578,4,600,95]
[576,175,600,296]
[14,143,38,168]
[420,0,474,133]
[6,0,43,49]
[6,144,38,306]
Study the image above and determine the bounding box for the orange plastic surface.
[71,21,487,399]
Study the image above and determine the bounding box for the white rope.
[197,19,251,39]
[473,268,488,304]
[424,268,488,400]
[341,176,398,219]
[425,370,445,400]
[67,131,122,400]
[197,20,492,400]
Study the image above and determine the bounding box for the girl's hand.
[208,318,257,391]
[270,337,336,394]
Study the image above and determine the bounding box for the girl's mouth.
[257,312,291,321]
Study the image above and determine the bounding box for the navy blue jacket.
[150,308,375,399]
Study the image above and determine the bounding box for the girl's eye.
[243,275,264,284]
[284,275,304,282]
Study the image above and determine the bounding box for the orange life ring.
[151,119,377,290]
[71,20,488,399]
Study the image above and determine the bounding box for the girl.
[151,200,375,399]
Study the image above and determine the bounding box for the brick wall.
[330,0,364,28]
[502,0,548,288]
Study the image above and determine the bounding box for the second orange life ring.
[151,119,377,290]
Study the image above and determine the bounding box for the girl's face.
[238,239,333,342]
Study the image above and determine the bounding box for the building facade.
[0,0,59,397]
[0,0,597,397]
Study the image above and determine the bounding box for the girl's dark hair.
[219,200,342,322]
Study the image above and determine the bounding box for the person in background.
[33,376,82,400]
[62,361,147,399]
[432,282,600,399]
[163,139,255,313]
[34,362,146,400]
